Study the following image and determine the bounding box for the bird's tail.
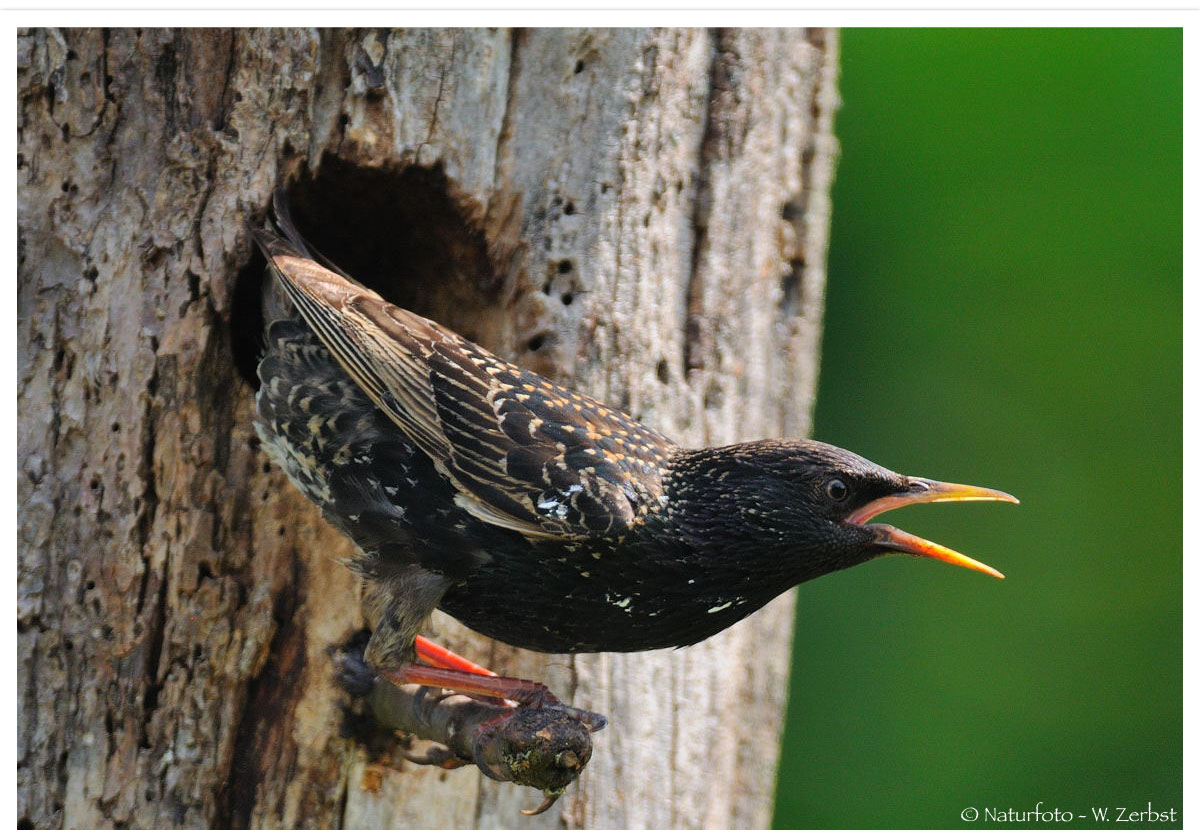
[267,189,314,259]
[254,189,367,325]
[259,190,361,281]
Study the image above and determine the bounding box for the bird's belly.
[256,319,493,579]
[437,541,771,654]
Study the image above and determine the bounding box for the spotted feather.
[256,229,677,540]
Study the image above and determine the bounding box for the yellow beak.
[845,479,1018,579]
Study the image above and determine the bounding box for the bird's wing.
[257,230,674,540]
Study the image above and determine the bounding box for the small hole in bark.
[561,292,574,306]
[557,259,573,274]
[111,422,120,432]
[277,525,285,536]
[704,382,724,409]
[574,60,585,74]
[780,267,802,318]
[563,202,575,216]
[85,580,95,590]
[656,359,670,384]
[527,334,547,352]
[89,478,100,490]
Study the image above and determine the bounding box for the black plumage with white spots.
[252,201,1015,669]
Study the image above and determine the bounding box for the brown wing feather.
[258,230,676,539]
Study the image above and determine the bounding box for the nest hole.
[231,156,507,387]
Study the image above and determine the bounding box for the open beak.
[845,479,1018,579]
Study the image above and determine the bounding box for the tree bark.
[17,27,839,828]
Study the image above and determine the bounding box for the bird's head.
[668,439,1017,584]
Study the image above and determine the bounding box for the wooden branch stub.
[336,638,603,815]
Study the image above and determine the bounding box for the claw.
[563,706,607,733]
[396,733,470,769]
[399,744,469,769]
[521,789,563,816]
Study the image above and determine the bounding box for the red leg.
[398,643,608,731]
[415,635,497,677]
[386,663,561,708]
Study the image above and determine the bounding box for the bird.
[251,194,1017,715]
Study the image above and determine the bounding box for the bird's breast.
[435,528,784,653]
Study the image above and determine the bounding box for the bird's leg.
[413,635,506,707]
[385,663,560,708]
[385,663,608,732]
[414,635,497,676]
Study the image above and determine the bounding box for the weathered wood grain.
[17,27,839,828]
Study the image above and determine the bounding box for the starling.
[252,198,1017,711]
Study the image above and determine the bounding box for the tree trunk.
[17,27,839,828]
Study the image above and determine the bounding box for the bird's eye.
[825,479,849,502]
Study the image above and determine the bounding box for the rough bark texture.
[17,28,839,828]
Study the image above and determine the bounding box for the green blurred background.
[773,29,1181,828]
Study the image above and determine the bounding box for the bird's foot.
[337,634,604,815]
[384,662,564,709]
[395,732,471,769]
[335,630,378,697]
[401,636,610,732]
